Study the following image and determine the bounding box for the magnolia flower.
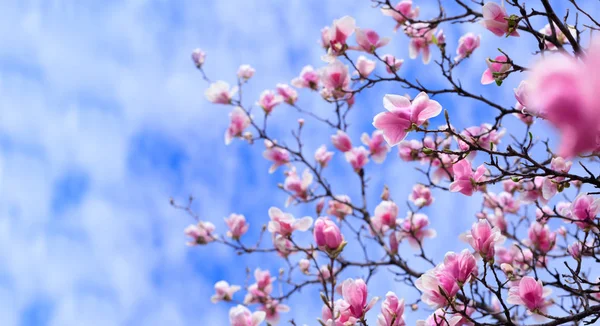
[443,250,478,286]
[314,145,334,167]
[415,265,460,308]
[276,83,298,105]
[211,281,241,303]
[398,139,423,161]
[455,33,480,61]
[267,207,313,236]
[263,140,290,173]
[326,16,356,56]
[355,55,376,79]
[416,308,462,326]
[327,195,353,219]
[314,216,344,251]
[480,2,519,37]
[570,194,600,229]
[461,219,505,261]
[539,23,576,49]
[345,146,370,171]
[381,54,404,73]
[185,221,216,245]
[229,305,266,326]
[341,278,379,319]
[205,81,238,104]
[372,200,399,234]
[225,107,251,145]
[225,213,249,239]
[237,64,255,80]
[299,259,310,274]
[409,184,434,207]
[331,130,353,152]
[355,28,390,53]
[404,23,435,64]
[283,167,313,205]
[398,213,437,249]
[507,276,552,312]
[381,0,420,32]
[191,48,206,68]
[373,92,442,146]
[257,90,283,114]
[361,130,390,163]
[528,39,600,157]
[291,65,320,90]
[514,80,530,108]
[481,55,511,85]
[320,60,351,99]
[449,159,488,196]
[568,242,582,261]
[377,292,406,326]
[245,268,276,303]
[259,300,290,325]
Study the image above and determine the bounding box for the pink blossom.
[455,33,480,61]
[259,300,290,325]
[435,29,446,46]
[331,130,353,152]
[539,23,576,50]
[488,209,508,232]
[315,145,334,167]
[458,123,505,151]
[283,167,313,205]
[372,200,399,234]
[381,54,404,74]
[373,92,442,146]
[513,103,534,125]
[229,305,266,326]
[398,139,423,161]
[345,146,370,171]
[299,259,310,274]
[416,308,462,326]
[185,221,216,245]
[527,222,556,254]
[514,80,530,108]
[507,276,552,312]
[480,2,519,37]
[328,195,353,219]
[405,23,435,64]
[541,157,572,200]
[528,40,600,157]
[355,55,376,79]
[389,231,399,254]
[205,81,238,104]
[461,219,505,261]
[191,48,206,68]
[355,28,390,53]
[568,242,582,261]
[267,207,313,236]
[399,213,437,249]
[314,216,344,251]
[320,26,331,50]
[520,177,545,204]
[442,249,478,285]
[245,268,276,303]
[449,159,488,196]
[322,299,356,325]
[409,184,434,207]
[225,213,249,240]
[318,265,333,283]
[275,83,298,105]
[432,153,457,183]
[263,140,290,173]
[481,55,511,85]
[416,265,460,308]
[257,90,283,114]
[211,280,241,303]
[341,278,379,318]
[320,60,351,99]
[503,179,520,193]
[273,234,294,257]
[237,64,255,80]
[381,1,420,32]
[570,194,600,229]
[326,16,356,56]
[225,107,251,145]
[377,292,405,326]
[361,130,390,163]
[291,65,320,90]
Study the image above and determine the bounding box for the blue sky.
[1,0,599,325]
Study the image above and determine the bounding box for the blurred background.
[1,1,598,325]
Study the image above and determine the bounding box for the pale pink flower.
[381,54,404,73]
[237,64,255,80]
[245,268,276,303]
[373,92,442,145]
[211,280,241,303]
[514,103,534,125]
[539,23,576,50]
[257,90,283,114]
[381,1,420,32]
[273,234,294,257]
[507,276,552,312]
[299,259,310,274]
[315,145,334,167]
[345,146,370,171]
[542,157,572,200]
[320,60,351,99]
[225,213,249,240]
[341,278,379,318]
[314,216,344,251]
[457,123,505,151]
[435,29,446,46]
[409,184,434,207]
[291,65,320,90]
[263,140,290,173]
[377,292,405,326]
[328,195,353,219]
[225,107,251,145]
[568,242,582,261]
[404,23,435,64]
[527,222,556,254]
[416,308,462,326]
[480,2,520,37]
[331,130,353,152]
[432,153,457,183]
[205,81,238,104]
[185,221,216,245]
[528,40,600,157]
[372,200,399,234]
[355,28,390,53]
[503,179,520,193]
[276,83,298,105]
[267,207,313,236]
[283,167,313,205]
[455,33,480,61]
[570,194,600,229]
[326,16,356,56]
[442,249,478,285]
[229,305,266,326]
[449,159,488,196]
[514,80,530,108]
[461,219,505,261]
[399,213,437,249]
[355,55,376,79]
[416,265,460,308]
[520,177,545,204]
[191,48,206,68]
[322,299,357,325]
[259,300,290,325]
[320,26,331,50]
[398,139,423,161]
[318,265,333,283]
[481,55,511,85]
[361,130,390,163]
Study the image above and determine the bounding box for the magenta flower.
[373,92,442,146]
[355,28,390,53]
[409,184,434,207]
[461,219,505,261]
[415,264,460,308]
[276,83,298,105]
[381,54,404,74]
[320,60,351,99]
[513,80,530,108]
[262,140,290,173]
[377,291,406,326]
[381,0,420,32]
[570,194,600,229]
[507,276,552,312]
[455,33,480,61]
[257,90,283,114]
[481,55,511,85]
[326,16,356,56]
[442,249,478,285]
[449,159,488,196]
[341,278,379,318]
[416,308,462,326]
[372,200,399,234]
[480,2,519,37]
[361,130,390,163]
[331,130,353,152]
[314,216,344,251]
